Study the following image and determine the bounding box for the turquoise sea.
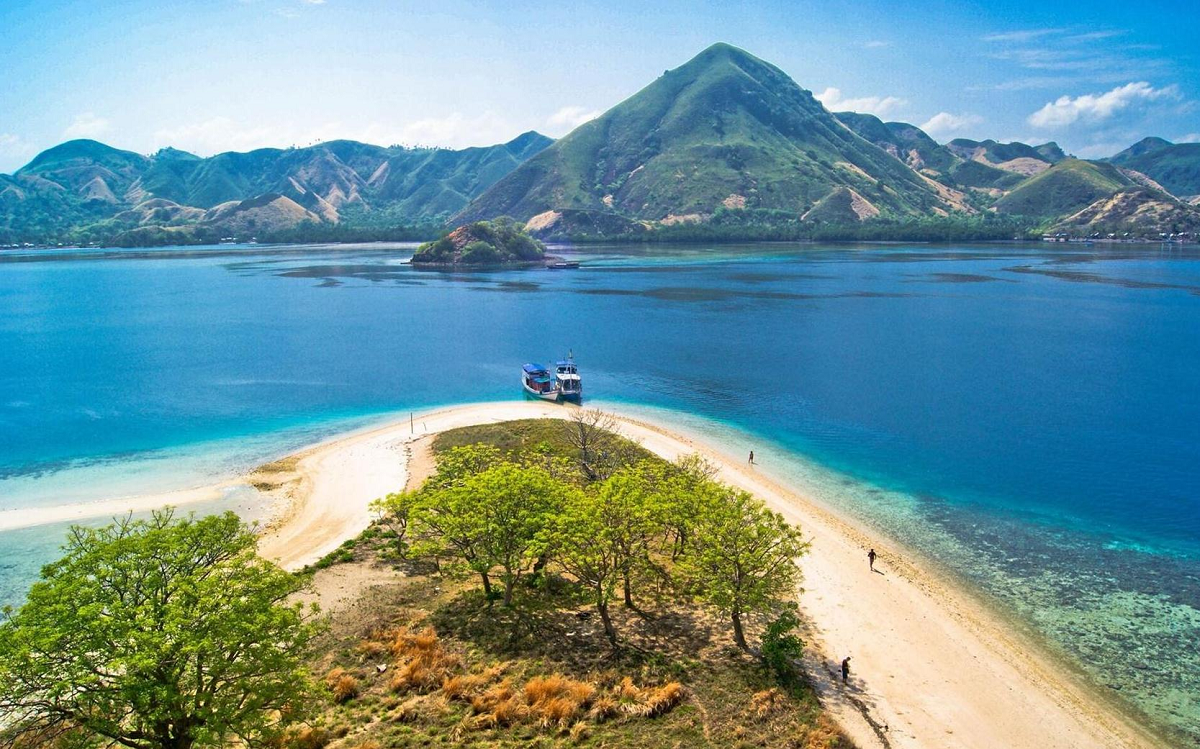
[1,241,1198,742]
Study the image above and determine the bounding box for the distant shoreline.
[5,400,1164,748]
[5,238,1198,255]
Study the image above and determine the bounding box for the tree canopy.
[374,415,811,652]
[0,511,320,749]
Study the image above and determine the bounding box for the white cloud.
[1027,81,1180,128]
[388,112,517,148]
[1074,141,1126,159]
[863,40,890,49]
[920,112,984,137]
[814,87,906,118]
[0,133,24,152]
[1179,133,1200,143]
[63,113,111,140]
[546,106,601,133]
[982,28,1064,43]
[152,112,522,155]
[0,133,38,173]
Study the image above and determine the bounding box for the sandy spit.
[3,401,1160,749]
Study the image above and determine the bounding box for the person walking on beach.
[841,656,851,682]
[868,548,877,572]
[748,450,755,466]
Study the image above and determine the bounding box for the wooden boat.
[554,356,582,401]
[546,260,580,269]
[521,363,560,401]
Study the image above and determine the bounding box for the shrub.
[761,608,806,686]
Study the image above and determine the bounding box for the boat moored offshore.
[521,355,583,402]
[555,357,582,401]
[521,363,560,401]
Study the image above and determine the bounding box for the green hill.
[834,112,959,174]
[949,160,1025,190]
[1051,188,1200,235]
[994,159,1134,218]
[946,138,1065,168]
[1106,137,1200,197]
[459,43,957,226]
[17,139,151,199]
[1,133,552,243]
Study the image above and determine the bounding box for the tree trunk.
[503,577,515,607]
[597,599,618,648]
[731,610,749,651]
[158,723,194,749]
[480,571,493,605]
[531,552,549,578]
[623,573,633,607]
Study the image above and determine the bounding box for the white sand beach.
[4,401,1159,749]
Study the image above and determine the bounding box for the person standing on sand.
[868,548,877,572]
[841,656,851,682]
[748,450,755,465]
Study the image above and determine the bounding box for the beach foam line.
[0,483,240,532]
[2,400,1160,749]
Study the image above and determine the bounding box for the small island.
[410,217,547,267]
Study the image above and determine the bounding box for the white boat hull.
[522,380,560,401]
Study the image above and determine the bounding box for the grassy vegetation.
[297,415,851,749]
[298,562,845,748]
[431,418,655,463]
[570,210,1038,243]
[994,159,1133,218]
[1107,138,1200,197]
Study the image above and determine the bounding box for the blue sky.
[1,0,1196,172]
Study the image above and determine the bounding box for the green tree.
[369,489,420,557]
[546,487,625,647]
[458,463,567,606]
[411,461,565,606]
[656,454,720,560]
[0,511,319,749]
[595,465,669,608]
[683,489,809,651]
[427,444,505,490]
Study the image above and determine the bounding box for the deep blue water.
[1,241,1198,740]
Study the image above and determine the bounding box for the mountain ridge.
[1,132,553,243]
[4,43,1198,245]
[458,43,962,226]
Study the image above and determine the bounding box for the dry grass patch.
[751,687,787,718]
[471,679,528,728]
[441,672,489,701]
[387,626,461,693]
[586,695,620,722]
[804,713,847,749]
[324,667,360,704]
[276,726,331,749]
[614,676,685,717]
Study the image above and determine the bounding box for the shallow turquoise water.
[1,241,1198,741]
